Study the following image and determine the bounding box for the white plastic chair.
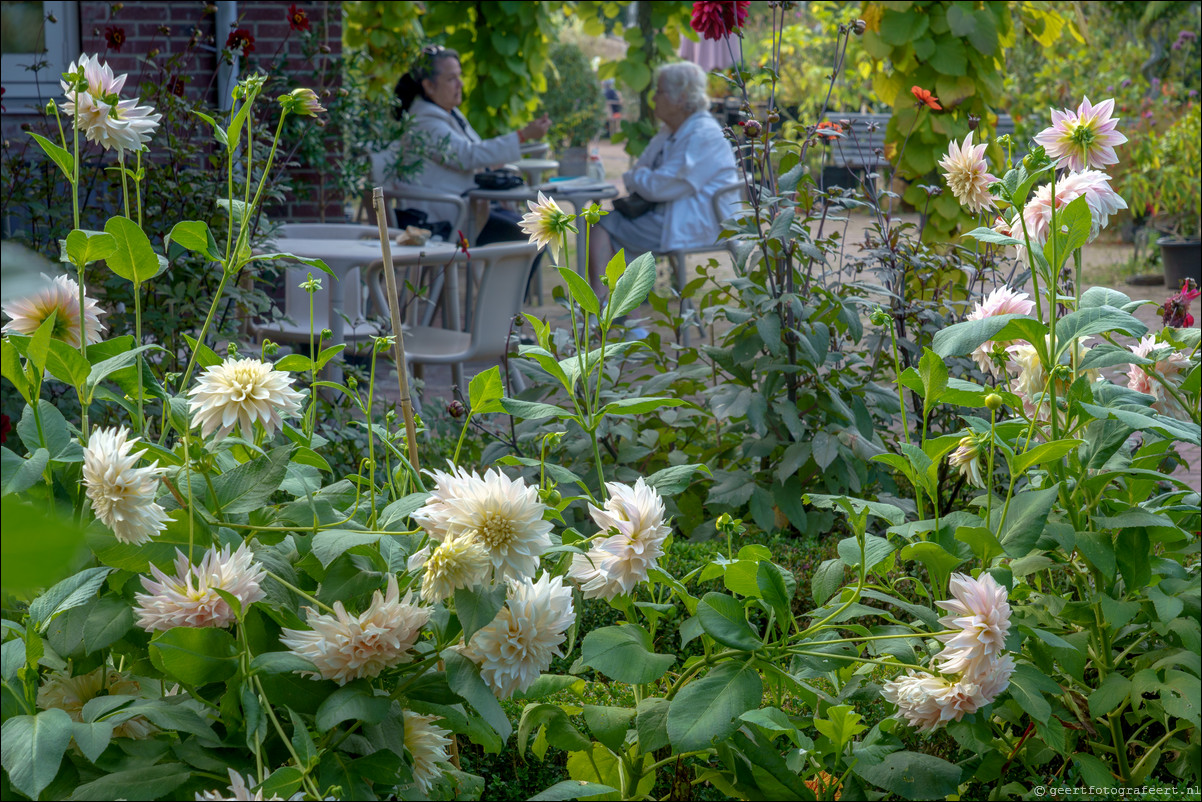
[660,180,747,345]
[363,241,538,403]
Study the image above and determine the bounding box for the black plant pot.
[1158,237,1202,292]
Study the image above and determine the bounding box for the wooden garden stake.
[372,187,421,473]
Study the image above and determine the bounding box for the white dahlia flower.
[187,357,304,440]
[1,274,106,347]
[460,572,574,698]
[964,286,1035,376]
[135,544,266,631]
[934,572,1011,676]
[60,54,160,154]
[38,668,156,739]
[518,191,576,263]
[412,465,476,542]
[403,710,453,794]
[280,575,430,685]
[947,435,986,490]
[83,426,169,545]
[438,468,553,583]
[938,133,998,213]
[408,531,491,604]
[881,671,998,732]
[195,769,281,801]
[1007,336,1098,419]
[569,478,671,599]
[1022,170,1126,247]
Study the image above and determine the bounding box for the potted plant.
[1149,103,1201,289]
[539,42,606,176]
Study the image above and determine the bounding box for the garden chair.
[363,241,539,405]
[659,180,748,345]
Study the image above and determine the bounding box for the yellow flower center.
[475,512,515,549]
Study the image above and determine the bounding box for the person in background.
[603,78,623,139]
[392,45,552,247]
[587,62,737,291]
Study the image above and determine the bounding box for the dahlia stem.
[175,272,231,398]
[118,150,131,220]
[134,281,144,435]
[264,569,335,614]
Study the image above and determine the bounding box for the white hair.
[655,62,709,115]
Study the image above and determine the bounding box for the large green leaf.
[0,709,75,799]
[581,625,675,684]
[853,751,962,800]
[517,703,591,756]
[149,627,238,686]
[1054,306,1147,356]
[529,780,620,801]
[28,567,111,632]
[211,446,291,514]
[606,251,657,321]
[167,220,222,262]
[931,314,1044,359]
[696,593,761,651]
[314,680,390,731]
[455,584,507,642]
[70,762,191,801]
[311,529,382,567]
[445,650,513,741]
[666,661,763,753]
[993,484,1059,557]
[103,216,161,286]
[64,229,117,268]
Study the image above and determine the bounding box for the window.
[1,1,79,111]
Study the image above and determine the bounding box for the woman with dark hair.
[389,45,551,248]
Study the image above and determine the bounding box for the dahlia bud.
[852,19,867,35]
[318,44,331,54]
[320,328,333,341]
[985,393,1003,411]
[967,113,980,132]
[541,487,561,506]
[869,307,891,326]
[262,339,279,356]
[148,48,160,59]
[743,119,763,138]
[767,108,780,124]
[111,2,123,11]
[226,342,239,357]
[447,400,466,418]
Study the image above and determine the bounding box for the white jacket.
[382,97,522,226]
[622,110,738,252]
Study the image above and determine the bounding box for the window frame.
[1,1,80,111]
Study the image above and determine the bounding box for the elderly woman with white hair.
[588,61,737,289]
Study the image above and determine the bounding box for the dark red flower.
[1160,278,1199,328]
[911,85,942,110]
[167,76,185,96]
[225,28,255,54]
[288,4,310,32]
[0,414,9,444]
[104,26,126,52]
[691,1,750,41]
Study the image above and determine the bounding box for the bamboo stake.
[372,188,421,473]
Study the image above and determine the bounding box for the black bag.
[611,193,655,219]
[394,207,452,241]
[473,169,524,191]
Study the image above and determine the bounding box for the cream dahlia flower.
[569,478,671,599]
[1,274,106,347]
[518,191,576,263]
[1022,170,1127,247]
[408,531,491,603]
[460,572,574,698]
[403,710,453,794]
[135,544,266,631]
[1033,96,1127,172]
[439,468,553,583]
[83,426,169,545]
[964,286,1035,376]
[947,435,986,490]
[195,769,281,801]
[60,54,160,155]
[1007,336,1098,419]
[187,357,304,440]
[934,572,1011,676]
[964,652,1016,701]
[1127,335,1192,419]
[38,668,156,739]
[412,465,476,542]
[938,133,998,213]
[881,670,1003,732]
[280,575,429,685]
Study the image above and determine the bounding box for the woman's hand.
[518,115,552,143]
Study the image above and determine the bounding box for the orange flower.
[911,85,941,110]
[816,120,843,141]
[805,771,842,800]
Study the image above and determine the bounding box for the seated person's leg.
[476,207,544,297]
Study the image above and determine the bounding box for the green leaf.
[71,720,113,763]
[454,584,507,642]
[900,542,965,588]
[529,780,620,801]
[1054,306,1147,357]
[468,365,505,414]
[812,559,844,605]
[167,220,222,261]
[315,680,390,731]
[666,661,763,753]
[0,709,75,799]
[599,396,685,416]
[918,348,948,414]
[814,704,865,753]
[28,132,74,181]
[645,464,709,494]
[994,484,1059,557]
[1012,439,1083,474]
[192,109,230,146]
[696,592,761,651]
[82,595,135,654]
[635,697,671,753]
[85,344,163,400]
[64,229,117,267]
[149,627,238,686]
[28,567,111,632]
[931,314,1041,359]
[584,705,635,753]
[837,535,896,573]
[1042,195,1091,270]
[28,309,56,374]
[559,267,601,316]
[211,446,291,514]
[251,651,319,676]
[517,703,591,756]
[606,251,657,321]
[581,624,676,684]
[501,398,578,421]
[853,751,962,800]
[445,650,513,742]
[103,216,160,286]
[1088,673,1131,718]
[70,762,191,801]
[250,251,335,277]
[45,339,91,387]
[1008,663,1058,721]
[756,562,794,631]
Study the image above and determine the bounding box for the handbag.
[473,169,524,191]
[612,193,655,219]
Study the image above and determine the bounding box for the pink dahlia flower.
[965,286,1035,375]
[1022,170,1127,247]
[934,572,1011,676]
[938,133,998,213]
[135,544,266,631]
[1127,335,1192,419]
[1033,96,1128,172]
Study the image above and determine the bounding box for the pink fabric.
[678,36,736,71]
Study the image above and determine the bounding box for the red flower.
[167,76,185,97]
[0,414,9,444]
[456,230,471,258]
[104,26,126,52]
[911,85,941,110]
[816,120,843,141]
[1160,278,1199,328]
[225,28,255,54]
[288,4,310,32]
[690,1,750,41]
